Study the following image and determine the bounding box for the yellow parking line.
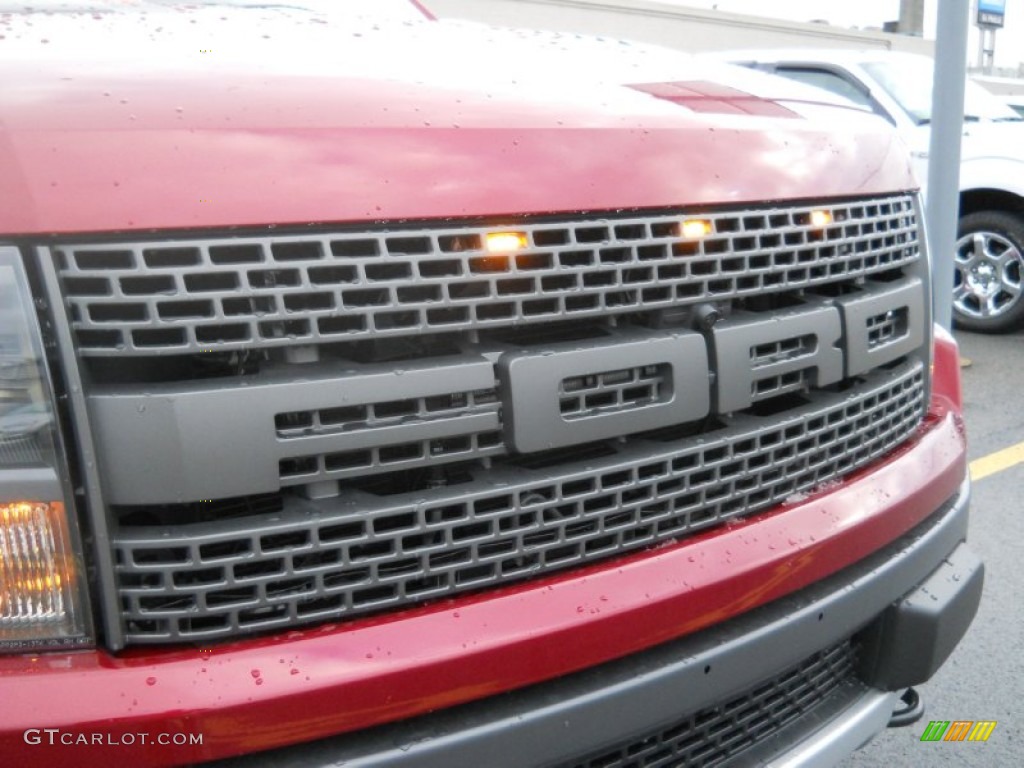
[970,441,1024,482]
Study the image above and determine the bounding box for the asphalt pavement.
[842,327,1024,766]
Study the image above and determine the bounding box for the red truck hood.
[0,5,916,235]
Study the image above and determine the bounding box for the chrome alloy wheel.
[953,229,1024,320]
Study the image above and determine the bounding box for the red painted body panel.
[0,13,913,236]
[0,394,965,767]
[0,8,955,768]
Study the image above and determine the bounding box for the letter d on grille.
[836,277,925,376]
[498,333,710,454]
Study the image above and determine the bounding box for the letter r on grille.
[711,303,844,413]
[498,334,710,454]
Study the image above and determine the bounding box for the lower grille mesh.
[113,362,924,643]
[564,638,859,768]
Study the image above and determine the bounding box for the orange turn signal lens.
[1,501,87,647]
[0,254,93,650]
[680,219,712,239]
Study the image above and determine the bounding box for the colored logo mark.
[920,720,997,742]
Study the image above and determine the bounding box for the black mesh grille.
[113,363,924,643]
[56,195,919,356]
[44,193,929,648]
[565,638,859,768]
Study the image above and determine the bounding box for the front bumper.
[1,406,975,768]
[208,477,977,768]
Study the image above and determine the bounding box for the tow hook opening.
[888,687,925,727]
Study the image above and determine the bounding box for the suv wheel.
[953,210,1024,333]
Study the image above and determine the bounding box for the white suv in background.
[722,49,1024,333]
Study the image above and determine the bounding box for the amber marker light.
[0,254,94,650]
[681,219,713,239]
[810,209,833,228]
[0,501,90,648]
[485,231,529,253]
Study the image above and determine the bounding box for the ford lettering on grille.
[500,276,923,452]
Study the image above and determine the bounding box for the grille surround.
[56,194,919,356]
[114,362,924,643]
[40,193,931,650]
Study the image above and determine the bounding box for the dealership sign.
[978,0,1007,28]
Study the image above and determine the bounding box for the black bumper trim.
[859,541,984,690]
[211,478,974,768]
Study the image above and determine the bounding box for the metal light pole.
[927,0,970,331]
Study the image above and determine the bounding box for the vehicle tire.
[952,210,1024,333]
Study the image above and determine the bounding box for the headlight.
[0,249,92,650]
